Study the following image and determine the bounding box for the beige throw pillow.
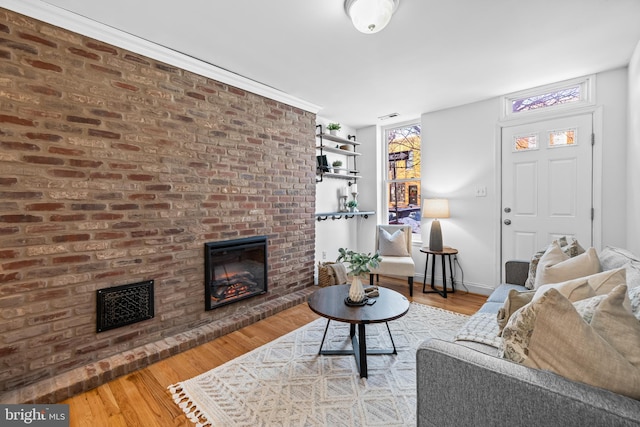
[501,288,640,400]
[378,228,409,256]
[533,243,600,289]
[591,284,640,367]
[524,237,585,289]
[586,267,627,295]
[533,278,594,303]
[496,289,535,336]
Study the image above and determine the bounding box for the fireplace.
[204,236,268,310]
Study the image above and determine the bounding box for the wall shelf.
[321,172,362,180]
[315,211,375,221]
[315,125,360,183]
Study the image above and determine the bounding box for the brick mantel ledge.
[0,287,317,404]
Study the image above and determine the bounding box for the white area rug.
[169,302,468,427]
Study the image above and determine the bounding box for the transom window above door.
[502,75,595,120]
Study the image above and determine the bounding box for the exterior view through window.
[386,123,421,235]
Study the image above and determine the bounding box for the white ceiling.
[31,0,640,128]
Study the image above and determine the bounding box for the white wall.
[314,118,361,280]
[317,68,631,293]
[421,97,502,295]
[420,69,629,295]
[597,68,629,248]
[628,40,640,255]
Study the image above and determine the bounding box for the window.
[502,76,595,120]
[511,86,581,113]
[385,123,421,235]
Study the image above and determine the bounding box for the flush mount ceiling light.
[344,0,400,34]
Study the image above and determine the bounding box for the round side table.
[420,247,458,298]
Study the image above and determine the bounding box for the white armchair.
[369,224,416,296]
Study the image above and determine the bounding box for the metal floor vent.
[97,280,154,332]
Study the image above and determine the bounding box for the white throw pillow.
[533,243,600,289]
[378,228,409,256]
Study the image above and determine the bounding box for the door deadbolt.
[504,207,511,213]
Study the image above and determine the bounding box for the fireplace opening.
[204,236,268,310]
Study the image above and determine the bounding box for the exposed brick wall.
[0,8,316,399]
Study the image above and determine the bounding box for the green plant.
[346,200,358,208]
[337,248,381,277]
[327,123,341,131]
[332,160,343,167]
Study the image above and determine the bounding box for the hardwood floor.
[62,277,486,426]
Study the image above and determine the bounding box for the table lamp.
[423,199,450,252]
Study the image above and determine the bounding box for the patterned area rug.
[169,302,468,427]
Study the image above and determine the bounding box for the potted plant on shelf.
[337,248,381,303]
[346,199,358,212]
[332,160,343,174]
[327,123,341,136]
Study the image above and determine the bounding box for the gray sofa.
[416,255,640,427]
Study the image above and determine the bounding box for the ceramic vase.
[349,275,365,303]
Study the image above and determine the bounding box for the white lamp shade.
[345,0,398,34]
[423,199,450,219]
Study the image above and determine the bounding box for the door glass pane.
[513,134,538,151]
[549,129,576,147]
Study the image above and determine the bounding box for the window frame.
[501,75,595,120]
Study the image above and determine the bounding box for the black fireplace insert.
[204,236,268,310]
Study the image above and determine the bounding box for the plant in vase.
[327,123,341,136]
[337,248,381,303]
[331,160,343,174]
[346,199,358,212]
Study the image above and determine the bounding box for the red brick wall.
[0,8,316,395]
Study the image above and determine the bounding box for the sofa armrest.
[505,260,529,286]
[416,338,640,427]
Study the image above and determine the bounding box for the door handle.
[504,219,511,225]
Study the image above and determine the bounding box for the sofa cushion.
[486,283,529,303]
[534,244,600,289]
[501,286,640,400]
[600,246,640,269]
[524,237,585,289]
[600,246,640,289]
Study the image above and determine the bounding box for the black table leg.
[318,321,398,378]
[447,254,456,293]
[423,253,446,298]
[357,324,367,377]
[441,253,447,298]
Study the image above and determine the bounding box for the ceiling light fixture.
[344,0,399,34]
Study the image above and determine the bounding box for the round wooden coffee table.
[307,284,410,378]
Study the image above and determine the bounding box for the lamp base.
[429,219,443,252]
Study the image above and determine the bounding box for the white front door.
[501,113,593,264]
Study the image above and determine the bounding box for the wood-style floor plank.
[63,276,486,426]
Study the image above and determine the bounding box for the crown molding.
[1,0,322,114]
